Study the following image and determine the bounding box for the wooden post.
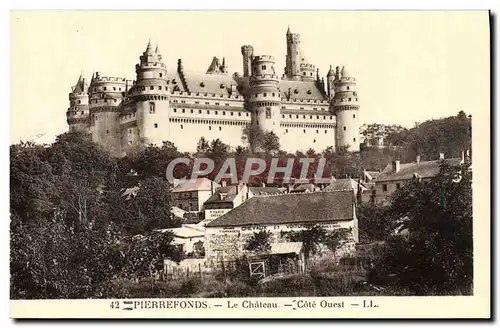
[187,267,190,279]
[199,263,202,279]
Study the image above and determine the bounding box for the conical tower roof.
[72,74,86,93]
[341,65,351,78]
[327,65,335,77]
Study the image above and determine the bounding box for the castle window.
[356,98,359,101]
[325,130,327,134]
[207,110,210,114]
[222,111,226,116]
[266,108,271,119]
[285,129,288,133]
[181,100,186,103]
[173,108,177,113]
[238,112,241,116]
[303,129,306,133]
[282,115,285,118]
[182,109,185,113]
[296,115,299,118]
[128,129,131,134]
[219,126,222,131]
[159,73,163,78]
[341,99,344,102]
[396,183,401,189]
[272,93,275,97]
[215,103,220,106]
[205,102,209,105]
[316,130,319,134]
[303,115,306,119]
[106,130,109,134]
[103,87,107,91]
[349,98,352,101]
[303,72,306,76]
[246,113,249,116]
[346,86,350,90]
[81,111,84,115]
[382,184,388,192]
[310,73,313,76]
[209,126,211,130]
[173,100,178,103]
[181,125,184,129]
[230,112,234,116]
[313,139,316,143]
[289,115,292,118]
[104,99,107,103]
[113,87,116,91]
[190,109,193,113]
[262,65,266,70]
[215,111,218,115]
[317,116,319,119]
[154,123,158,128]
[353,114,356,118]
[264,93,267,97]
[159,86,162,90]
[198,110,202,114]
[225,103,229,106]
[77,100,81,104]
[343,126,346,131]
[149,102,155,114]
[310,115,312,119]
[353,137,356,142]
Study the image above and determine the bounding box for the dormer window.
[307,90,312,94]
[220,84,224,89]
[294,89,299,94]
[200,82,205,87]
[220,193,227,200]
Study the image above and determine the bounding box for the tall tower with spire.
[127,40,170,148]
[331,65,360,152]
[67,75,90,134]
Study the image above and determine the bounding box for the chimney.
[210,180,215,195]
[221,180,227,187]
[439,152,445,160]
[416,155,421,164]
[262,182,266,188]
[392,160,400,173]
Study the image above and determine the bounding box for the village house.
[371,152,465,204]
[204,190,358,266]
[170,178,220,212]
[201,183,284,225]
[158,224,205,256]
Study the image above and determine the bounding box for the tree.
[263,131,280,154]
[357,202,393,242]
[196,137,210,154]
[323,228,352,263]
[285,225,327,259]
[370,161,473,295]
[242,124,265,154]
[244,231,272,254]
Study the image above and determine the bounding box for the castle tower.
[331,65,360,152]
[284,27,301,81]
[248,55,281,135]
[66,75,90,134]
[326,65,335,99]
[88,72,127,155]
[241,45,254,77]
[127,40,170,148]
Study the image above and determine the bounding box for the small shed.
[248,242,305,279]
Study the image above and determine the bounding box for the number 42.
[110,301,120,309]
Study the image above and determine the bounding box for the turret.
[247,55,281,136]
[241,45,254,78]
[67,75,90,134]
[330,65,360,152]
[88,72,127,156]
[123,40,170,152]
[326,65,335,99]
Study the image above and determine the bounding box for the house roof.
[172,178,219,193]
[376,158,463,182]
[204,185,242,204]
[206,190,354,227]
[291,183,318,193]
[324,178,358,191]
[364,170,381,181]
[249,186,284,196]
[158,224,205,238]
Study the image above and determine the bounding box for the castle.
[66,27,360,156]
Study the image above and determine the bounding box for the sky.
[10,10,489,144]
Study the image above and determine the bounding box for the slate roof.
[206,190,354,227]
[204,185,242,204]
[324,178,359,191]
[376,158,463,182]
[172,178,219,193]
[249,186,284,196]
